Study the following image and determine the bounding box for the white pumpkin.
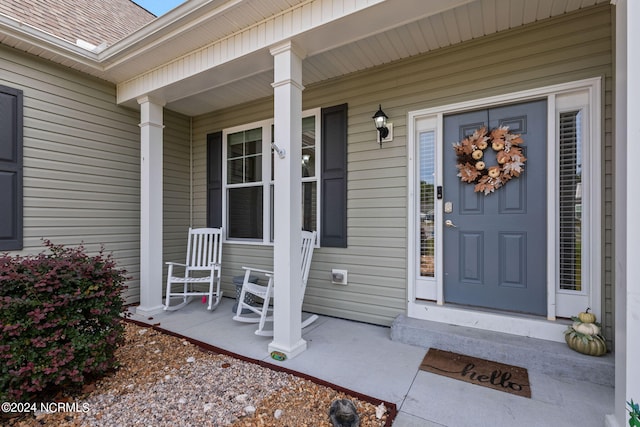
[572,321,601,336]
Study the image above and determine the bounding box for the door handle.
[445,220,457,228]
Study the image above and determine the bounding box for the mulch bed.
[4,320,396,426]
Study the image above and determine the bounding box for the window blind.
[558,111,582,291]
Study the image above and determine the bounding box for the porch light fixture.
[372,104,389,146]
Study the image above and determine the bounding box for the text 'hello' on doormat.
[419,348,531,398]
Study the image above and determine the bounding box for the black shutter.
[0,85,23,251]
[207,131,223,228]
[321,104,348,248]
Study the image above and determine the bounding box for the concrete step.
[390,314,614,387]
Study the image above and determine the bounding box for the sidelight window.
[419,130,436,278]
[558,111,582,291]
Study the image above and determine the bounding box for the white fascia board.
[0,13,103,71]
[115,0,387,105]
[99,0,243,68]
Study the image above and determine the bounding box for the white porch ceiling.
[0,0,609,116]
[163,0,609,116]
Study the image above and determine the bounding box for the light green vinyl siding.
[162,111,192,281]
[0,45,144,301]
[0,45,193,304]
[192,5,613,329]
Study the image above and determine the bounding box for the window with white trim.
[223,111,320,243]
[226,126,264,239]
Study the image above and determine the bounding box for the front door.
[442,100,547,315]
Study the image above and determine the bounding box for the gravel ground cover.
[5,322,392,426]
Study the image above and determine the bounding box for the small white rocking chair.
[164,227,223,311]
[233,230,317,336]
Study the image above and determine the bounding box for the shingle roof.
[0,0,156,48]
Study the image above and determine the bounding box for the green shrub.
[0,241,128,402]
[629,400,640,427]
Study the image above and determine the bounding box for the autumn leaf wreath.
[452,126,526,195]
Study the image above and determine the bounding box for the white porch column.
[268,41,306,359]
[609,1,640,426]
[136,96,165,316]
[623,0,640,421]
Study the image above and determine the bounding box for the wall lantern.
[372,104,392,146]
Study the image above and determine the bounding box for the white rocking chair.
[233,230,317,336]
[164,227,223,311]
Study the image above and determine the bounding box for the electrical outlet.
[331,269,348,285]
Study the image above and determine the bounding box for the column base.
[135,304,165,317]
[268,338,307,360]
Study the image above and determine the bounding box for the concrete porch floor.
[128,297,614,427]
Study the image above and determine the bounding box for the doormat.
[419,348,531,398]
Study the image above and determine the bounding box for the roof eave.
[0,13,104,74]
[0,0,246,82]
[98,0,244,71]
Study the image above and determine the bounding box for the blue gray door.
[443,100,547,315]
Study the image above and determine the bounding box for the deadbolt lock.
[444,201,452,213]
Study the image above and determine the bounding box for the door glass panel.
[558,111,582,291]
[419,130,436,277]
